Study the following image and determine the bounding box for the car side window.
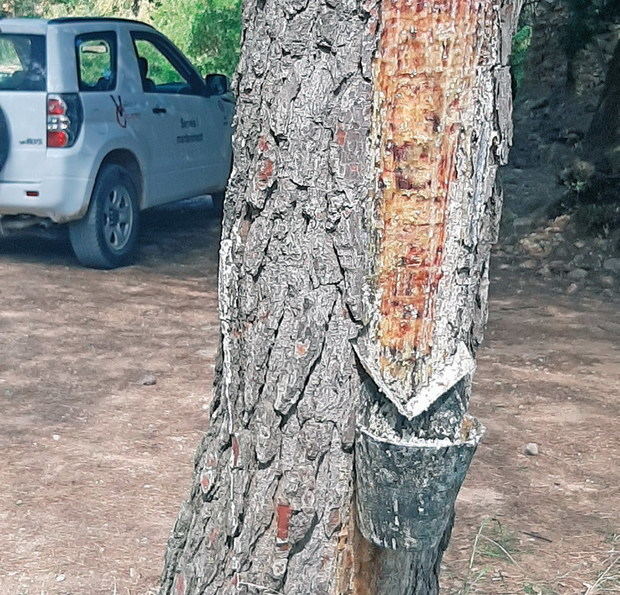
[131,33,200,95]
[76,32,117,92]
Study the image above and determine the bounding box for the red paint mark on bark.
[258,136,269,152]
[402,245,428,267]
[389,142,411,161]
[276,502,292,546]
[258,159,274,183]
[173,572,186,595]
[199,472,210,491]
[208,528,220,546]
[200,456,217,493]
[231,435,240,466]
[335,129,347,146]
[327,508,341,532]
[295,342,308,356]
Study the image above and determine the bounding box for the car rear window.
[0,34,46,91]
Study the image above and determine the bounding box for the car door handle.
[152,107,167,114]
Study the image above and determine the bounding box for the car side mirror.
[205,73,230,97]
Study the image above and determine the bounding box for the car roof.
[0,18,48,34]
[0,17,154,34]
[48,17,154,29]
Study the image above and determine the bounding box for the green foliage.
[135,37,184,84]
[78,38,114,87]
[152,0,242,77]
[1,0,40,17]
[511,25,532,92]
[5,0,242,79]
[0,36,18,66]
[510,0,619,91]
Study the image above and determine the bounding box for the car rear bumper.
[0,175,92,223]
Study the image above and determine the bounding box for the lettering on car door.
[130,31,211,205]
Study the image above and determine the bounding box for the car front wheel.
[212,191,225,216]
[0,108,9,174]
[69,164,140,269]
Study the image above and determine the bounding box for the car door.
[74,29,122,157]
[204,74,235,191]
[130,31,219,207]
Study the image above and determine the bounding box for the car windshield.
[0,34,46,91]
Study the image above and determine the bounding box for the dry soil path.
[0,202,618,594]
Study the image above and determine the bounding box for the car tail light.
[47,94,83,148]
[47,130,69,147]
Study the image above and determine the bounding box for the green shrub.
[511,24,532,92]
[152,0,242,77]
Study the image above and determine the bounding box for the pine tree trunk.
[161,1,523,593]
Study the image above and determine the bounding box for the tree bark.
[161,1,523,594]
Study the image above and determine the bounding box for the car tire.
[212,191,225,216]
[0,108,9,173]
[69,164,140,269]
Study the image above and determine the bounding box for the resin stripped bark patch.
[377,1,477,357]
[377,0,479,354]
[355,0,500,418]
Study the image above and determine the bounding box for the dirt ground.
[441,252,619,594]
[0,200,618,594]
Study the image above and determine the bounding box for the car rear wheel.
[0,108,9,173]
[212,191,225,216]
[69,164,140,269]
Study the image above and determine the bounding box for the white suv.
[0,17,234,268]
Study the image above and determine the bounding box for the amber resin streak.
[376,0,481,356]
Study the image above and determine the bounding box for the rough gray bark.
[161,1,523,594]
